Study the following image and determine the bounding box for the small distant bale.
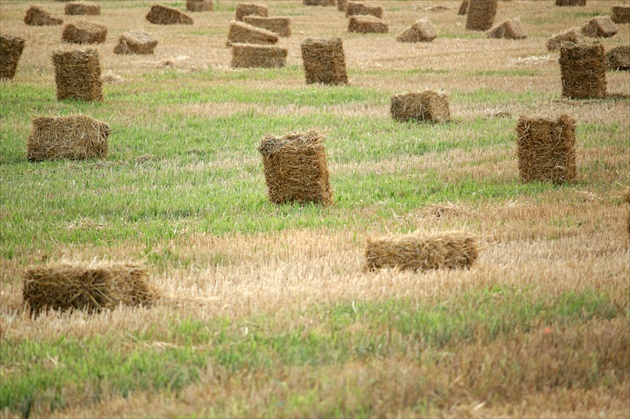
[345,1,383,18]
[243,16,291,37]
[397,18,437,43]
[611,6,630,23]
[226,21,278,47]
[465,0,497,31]
[146,5,193,24]
[547,27,581,51]
[24,5,63,26]
[516,115,577,184]
[235,3,268,21]
[0,34,25,80]
[52,48,103,101]
[425,5,449,12]
[625,189,630,236]
[258,130,333,206]
[337,0,348,11]
[231,43,287,68]
[555,0,586,5]
[559,43,606,99]
[348,15,388,33]
[606,45,630,70]
[458,0,469,15]
[301,37,348,85]
[114,30,158,55]
[303,0,336,5]
[64,1,101,15]
[365,232,479,272]
[581,16,618,38]
[187,0,213,12]
[62,20,107,44]
[391,91,450,123]
[486,18,527,39]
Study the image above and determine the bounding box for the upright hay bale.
[559,43,606,99]
[23,261,157,315]
[606,45,630,70]
[0,34,25,80]
[556,0,586,5]
[391,91,450,123]
[365,232,479,272]
[114,30,158,54]
[516,115,577,184]
[303,0,336,5]
[547,27,581,51]
[465,0,497,31]
[337,0,348,11]
[231,43,287,68]
[258,130,333,206]
[62,20,108,44]
[187,0,213,12]
[52,48,103,101]
[458,0,469,15]
[146,5,193,24]
[226,21,278,46]
[24,5,63,25]
[301,37,348,85]
[486,18,527,39]
[396,18,437,43]
[64,1,101,15]
[345,1,383,18]
[235,3,268,21]
[611,6,630,23]
[581,16,618,38]
[348,15,388,33]
[243,16,291,37]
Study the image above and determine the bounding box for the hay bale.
[303,0,335,5]
[301,37,348,85]
[547,27,581,51]
[559,43,606,99]
[226,21,278,47]
[611,6,630,24]
[0,34,25,80]
[425,6,449,12]
[235,3,268,21]
[345,2,383,18]
[23,261,157,315]
[465,0,497,31]
[24,5,63,26]
[390,91,450,123]
[146,5,193,24]
[62,20,107,44]
[458,0,469,15]
[348,15,388,33]
[243,16,291,37]
[516,115,577,184]
[605,45,630,70]
[365,232,479,272]
[625,189,630,236]
[64,1,101,15]
[396,18,437,43]
[231,43,287,68]
[114,30,158,54]
[187,0,213,12]
[337,0,348,11]
[581,16,618,38]
[258,130,333,206]
[52,48,103,101]
[555,0,586,5]
[486,18,527,39]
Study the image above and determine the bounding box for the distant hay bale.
[301,37,348,85]
[52,48,103,101]
[605,45,630,70]
[24,5,63,26]
[581,16,618,38]
[396,18,437,43]
[425,5,449,12]
[390,91,450,123]
[486,18,527,39]
[258,130,333,206]
[146,5,193,24]
[114,30,158,54]
[243,16,291,37]
[345,2,383,18]
[465,0,497,31]
[625,189,630,236]
[365,232,479,272]
[559,43,606,99]
[611,6,630,23]
[0,34,25,80]
[64,1,101,15]
[235,3,268,21]
[547,27,581,51]
[516,115,577,184]
[186,0,213,12]
[458,0,469,15]
[62,20,107,44]
[23,261,157,315]
[303,0,335,5]
[555,0,586,5]
[231,43,287,68]
[337,0,348,11]
[226,21,278,47]
[348,15,388,33]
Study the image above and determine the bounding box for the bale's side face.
[53,48,103,101]
[465,0,497,31]
[301,37,348,85]
[146,5,194,25]
[559,44,606,99]
[0,34,25,80]
[231,44,287,68]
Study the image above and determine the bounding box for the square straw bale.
[146,5,193,24]
[27,114,110,161]
[458,0,469,15]
[581,16,618,38]
[52,48,103,101]
[365,232,479,272]
[62,20,107,44]
[337,0,348,11]
[348,15,388,33]
[243,16,291,37]
[611,6,630,23]
[390,91,450,123]
[0,34,25,80]
[605,45,630,70]
[23,261,157,315]
[516,115,577,184]
[556,0,586,5]
[486,18,527,39]
[345,2,383,18]
[301,37,348,85]
[258,130,333,206]
[303,0,336,5]
[396,18,437,42]
[114,30,158,54]
[547,27,581,51]
[64,1,101,15]
[187,0,213,12]
[24,5,63,26]
[235,3,268,21]
[231,43,287,68]
[465,0,497,31]
[226,21,278,46]
[559,43,606,99]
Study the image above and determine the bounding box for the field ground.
[1,0,629,417]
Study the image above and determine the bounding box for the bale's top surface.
[258,130,324,158]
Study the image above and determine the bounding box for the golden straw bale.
[547,27,581,51]
[146,5,193,24]
[231,43,287,68]
[226,21,278,47]
[458,0,469,15]
[235,3,268,21]
[391,91,450,123]
[23,261,158,315]
[345,2,383,18]
[187,0,213,12]
[465,0,497,31]
[64,1,101,15]
[559,43,606,99]
[114,30,158,54]
[605,45,630,70]
[396,18,437,43]
[24,5,63,26]
[611,6,630,23]
[62,20,107,44]
[516,115,577,184]
[303,0,336,5]
[365,232,479,272]
[258,130,333,206]
[243,16,291,37]
[556,0,586,5]
[486,18,527,39]
[301,37,348,85]
[0,34,25,80]
[52,48,102,101]
[348,15,388,33]
[581,16,618,38]
[337,0,348,11]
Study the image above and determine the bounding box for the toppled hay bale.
[390,91,450,123]
[114,30,158,54]
[226,21,278,46]
[486,18,527,39]
[547,27,581,51]
[611,6,630,23]
[258,130,333,206]
[337,0,348,11]
[243,16,291,37]
[365,232,479,272]
[559,43,606,99]
[581,16,618,38]
[235,3,268,21]
[52,48,103,101]
[555,0,586,5]
[605,45,630,70]
[146,5,193,24]
[458,0,469,15]
[64,1,101,15]
[348,15,388,33]
[187,0,213,12]
[465,0,497,31]
[301,37,348,85]
[62,20,108,44]
[345,1,383,18]
[516,114,577,184]
[303,0,336,5]
[23,261,157,315]
[0,34,25,80]
[397,18,437,42]
[231,43,287,68]
[24,5,63,26]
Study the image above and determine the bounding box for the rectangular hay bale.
[0,34,25,80]
[396,18,437,42]
[24,5,63,25]
[62,20,107,44]
[581,16,618,38]
[605,45,630,71]
[611,6,630,23]
[226,21,278,46]
[348,15,388,33]
[390,90,450,123]
[547,27,581,51]
[146,5,193,24]
[301,37,348,85]
[345,1,383,18]
[303,0,336,5]
[559,43,606,99]
[64,1,101,15]
[53,48,103,101]
[114,30,158,54]
[231,43,287,68]
[235,3,268,21]
[555,0,586,5]
[187,0,213,12]
[486,18,527,39]
[337,0,348,11]
[465,0,497,31]
[243,16,291,37]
